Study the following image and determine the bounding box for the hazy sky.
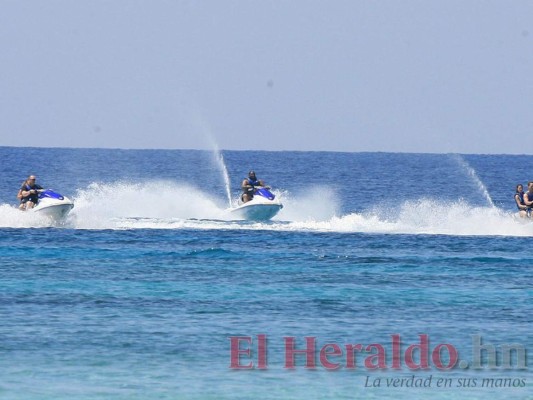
[1,1,531,154]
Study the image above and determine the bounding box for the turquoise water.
[0,147,531,399]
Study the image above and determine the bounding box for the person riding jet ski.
[241,170,267,203]
[17,175,44,210]
[521,182,533,218]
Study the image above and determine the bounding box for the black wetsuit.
[515,191,526,210]
[242,177,260,200]
[524,191,533,216]
[19,182,43,204]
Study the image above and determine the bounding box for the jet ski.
[229,187,283,221]
[513,211,532,223]
[31,189,74,220]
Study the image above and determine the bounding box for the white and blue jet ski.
[228,187,283,221]
[31,189,74,220]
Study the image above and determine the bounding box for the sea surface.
[0,147,531,399]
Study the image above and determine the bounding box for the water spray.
[451,154,495,208]
[212,145,233,208]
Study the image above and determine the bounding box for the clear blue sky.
[1,1,531,154]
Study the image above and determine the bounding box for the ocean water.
[0,147,531,399]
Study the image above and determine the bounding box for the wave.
[285,199,533,237]
[69,180,227,229]
[0,203,57,228]
[0,182,531,237]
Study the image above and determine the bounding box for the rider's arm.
[524,193,533,207]
[19,188,39,198]
[19,188,32,198]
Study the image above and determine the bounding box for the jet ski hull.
[33,201,74,220]
[230,201,283,221]
[31,190,74,220]
[513,211,532,223]
[228,187,283,221]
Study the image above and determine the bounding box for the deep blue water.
[0,147,531,399]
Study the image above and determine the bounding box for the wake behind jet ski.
[228,170,283,221]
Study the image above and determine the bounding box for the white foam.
[68,180,227,229]
[288,199,533,237]
[1,183,531,236]
[0,203,61,228]
[276,186,340,222]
